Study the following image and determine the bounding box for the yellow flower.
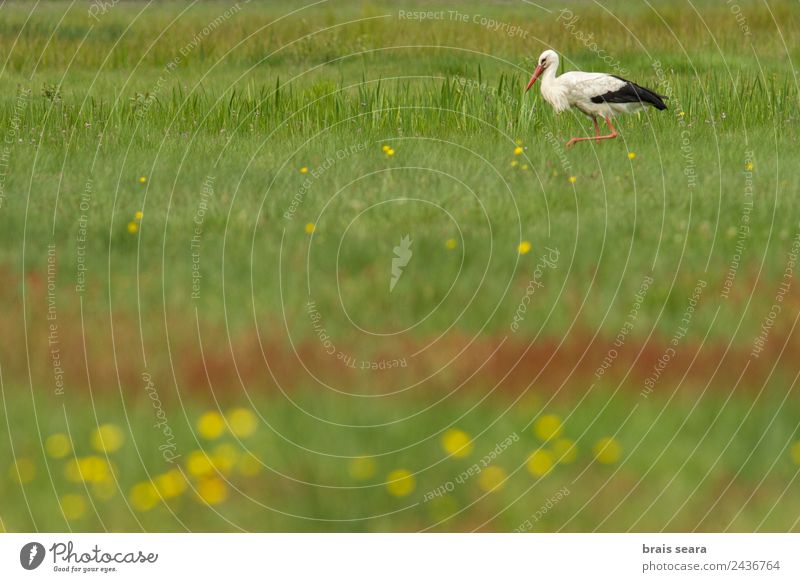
[45,433,71,459]
[445,238,458,250]
[382,145,391,152]
[196,411,225,440]
[441,428,473,458]
[60,494,87,520]
[227,408,257,438]
[515,138,523,146]
[90,423,125,453]
[91,479,117,500]
[568,176,577,184]
[678,111,686,117]
[534,414,563,441]
[514,146,523,155]
[64,456,112,483]
[239,453,262,477]
[386,148,395,156]
[127,221,138,234]
[526,449,554,477]
[518,240,532,255]
[9,458,36,484]
[299,166,309,174]
[348,456,377,480]
[153,469,187,499]
[593,437,622,464]
[129,481,160,512]
[521,164,529,171]
[196,477,228,505]
[511,160,519,167]
[386,469,415,497]
[211,443,239,475]
[186,450,215,477]
[134,211,144,220]
[551,438,577,464]
[789,441,800,465]
[304,222,316,235]
[478,466,507,492]
[138,176,147,184]
[627,152,636,160]
[745,162,754,171]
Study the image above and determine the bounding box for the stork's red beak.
[525,64,544,93]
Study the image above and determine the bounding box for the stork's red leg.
[566,117,619,148]
[593,117,600,137]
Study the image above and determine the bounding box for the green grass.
[1,0,799,532]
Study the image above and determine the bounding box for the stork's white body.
[539,71,645,118]
[525,50,667,147]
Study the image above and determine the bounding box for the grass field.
[1,0,800,532]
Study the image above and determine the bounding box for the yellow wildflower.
[386,469,415,497]
[518,241,532,255]
[45,433,71,459]
[441,428,473,458]
[299,166,309,174]
[129,481,160,511]
[593,437,622,464]
[445,238,458,250]
[478,466,507,492]
[196,411,225,440]
[526,449,554,477]
[568,176,577,184]
[186,450,215,478]
[304,222,316,235]
[227,408,257,438]
[90,423,125,453]
[153,469,187,499]
[127,221,138,234]
[196,477,228,505]
[514,146,523,155]
[9,458,36,484]
[61,494,87,520]
[628,152,636,160]
[348,456,377,480]
[534,414,563,441]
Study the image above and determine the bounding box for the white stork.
[525,49,667,147]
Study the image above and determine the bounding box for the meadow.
[1,0,799,532]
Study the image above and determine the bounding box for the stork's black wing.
[591,76,668,110]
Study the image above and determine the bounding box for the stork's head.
[525,50,558,92]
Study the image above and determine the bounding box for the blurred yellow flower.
[386,148,395,156]
[745,162,754,171]
[61,494,87,520]
[134,211,143,220]
[518,241,532,255]
[593,437,622,464]
[153,469,187,499]
[551,438,577,464]
[64,456,112,483]
[678,111,686,117]
[129,481,160,512]
[386,469,415,497]
[514,146,523,155]
[227,408,257,438]
[91,480,116,501]
[568,176,577,184]
[211,443,239,475]
[511,160,519,167]
[478,466,507,493]
[348,456,377,480]
[90,423,125,453]
[196,477,228,505]
[521,164,529,171]
[789,441,800,465]
[9,458,36,484]
[299,166,309,174]
[441,428,473,458]
[628,152,636,160]
[304,222,316,235]
[238,452,262,477]
[445,238,458,250]
[46,433,71,459]
[382,145,391,152]
[186,450,215,478]
[534,414,563,441]
[515,138,523,146]
[196,411,225,440]
[526,449,554,477]
[127,221,138,234]
[138,176,147,184]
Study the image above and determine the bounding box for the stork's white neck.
[538,57,569,113]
